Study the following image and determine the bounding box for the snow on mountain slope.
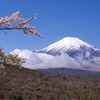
[35,37,100,57]
[42,37,93,50]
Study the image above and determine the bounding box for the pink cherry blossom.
[0,11,43,38]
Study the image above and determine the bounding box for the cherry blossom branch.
[0,11,43,38]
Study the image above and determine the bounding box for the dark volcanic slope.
[0,66,100,100]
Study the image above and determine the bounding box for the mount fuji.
[32,37,100,71]
[34,37,100,57]
[14,37,100,71]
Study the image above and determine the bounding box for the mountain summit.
[42,37,93,50]
[36,37,100,57]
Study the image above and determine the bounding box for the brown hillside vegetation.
[0,65,100,100]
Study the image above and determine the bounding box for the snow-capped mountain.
[13,37,100,71]
[34,37,100,57]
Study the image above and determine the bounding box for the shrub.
[0,48,25,68]
[49,96,54,100]
[0,94,4,98]
[36,94,42,99]
[5,52,26,67]
[16,95,23,100]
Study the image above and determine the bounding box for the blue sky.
[0,0,100,52]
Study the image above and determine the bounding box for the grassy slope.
[0,66,100,100]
